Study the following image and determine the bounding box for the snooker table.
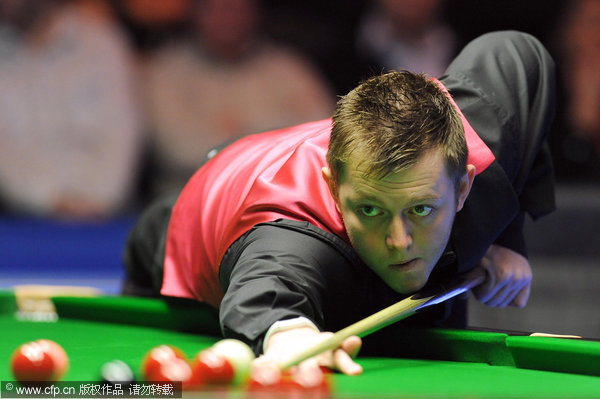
[2,290,600,398]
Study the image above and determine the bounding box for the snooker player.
[123,31,556,376]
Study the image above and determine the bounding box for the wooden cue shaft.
[279,268,487,370]
[279,296,433,370]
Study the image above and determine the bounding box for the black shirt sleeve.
[218,220,364,354]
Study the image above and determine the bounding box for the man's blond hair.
[327,70,467,188]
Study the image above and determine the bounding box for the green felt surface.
[2,292,600,398]
[337,357,600,398]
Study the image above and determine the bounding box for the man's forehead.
[347,168,444,197]
[343,147,450,181]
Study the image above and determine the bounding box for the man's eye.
[411,205,433,217]
[360,206,382,217]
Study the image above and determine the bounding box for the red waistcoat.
[162,105,494,308]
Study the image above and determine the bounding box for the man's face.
[323,149,474,294]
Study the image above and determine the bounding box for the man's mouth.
[389,259,417,270]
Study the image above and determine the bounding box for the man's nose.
[385,215,413,251]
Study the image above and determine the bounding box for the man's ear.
[456,164,476,212]
[322,167,341,211]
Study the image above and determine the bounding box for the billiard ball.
[11,342,54,382]
[190,349,235,386]
[101,359,135,389]
[147,357,194,390]
[36,340,69,377]
[11,339,68,383]
[141,345,187,381]
[210,339,255,385]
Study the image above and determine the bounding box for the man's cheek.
[352,231,382,260]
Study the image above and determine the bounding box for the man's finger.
[510,284,531,308]
[333,347,363,375]
[250,356,282,385]
[487,284,520,307]
[294,360,326,386]
[486,275,531,307]
[475,273,510,304]
[341,335,362,358]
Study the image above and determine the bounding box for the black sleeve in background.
[493,211,527,258]
[217,220,365,355]
[441,31,556,271]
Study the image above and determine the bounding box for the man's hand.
[253,326,363,379]
[472,244,532,308]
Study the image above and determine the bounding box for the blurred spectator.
[357,0,456,76]
[555,0,600,175]
[0,0,143,219]
[140,0,336,197]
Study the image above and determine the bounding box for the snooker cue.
[279,267,487,370]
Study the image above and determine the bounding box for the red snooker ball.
[210,339,255,385]
[190,349,235,386]
[152,358,193,385]
[141,345,187,381]
[36,340,69,377]
[11,340,68,383]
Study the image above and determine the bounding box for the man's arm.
[218,221,364,373]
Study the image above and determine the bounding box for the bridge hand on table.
[252,325,363,384]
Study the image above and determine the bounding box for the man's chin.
[383,260,432,294]
[389,279,427,296]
